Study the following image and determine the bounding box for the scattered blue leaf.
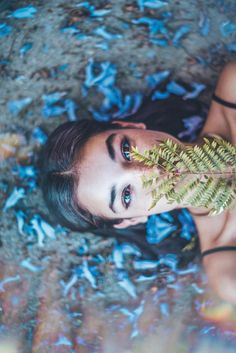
[0,23,12,38]
[61,26,80,34]
[42,92,67,105]
[91,9,112,17]
[3,187,25,212]
[146,214,177,244]
[19,42,33,57]
[183,82,206,99]
[84,58,116,88]
[198,13,210,37]
[7,98,32,115]
[160,302,170,317]
[137,0,167,12]
[61,274,78,296]
[177,263,199,275]
[12,165,37,179]
[54,336,73,347]
[172,25,190,47]
[21,258,43,272]
[95,42,110,50]
[133,260,159,271]
[150,38,169,46]
[112,245,124,269]
[220,21,236,37]
[226,42,236,52]
[117,271,137,299]
[30,215,46,247]
[88,107,111,121]
[191,283,204,294]
[94,26,122,40]
[76,2,111,17]
[42,105,66,118]
[30,214,55,247]
[77,238,89,255]
[166,81,187,95]
[146,70,170,89]
[152,90,170,100]
[75,33,89,40]
[135,274,157,282]
[64,99,78,121]
[10,6,37,19]
[0,275,21,292]
[81,260,97,288]
[120,243,142,257]
[132,17,168,36]
[32,127,48,145]
[15,210,26,236]
[158,254,178,271]
[178,115,204,141]
[178,209,196,241]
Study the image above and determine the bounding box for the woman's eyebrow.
[105,133,117,161]
[109,185,117,213]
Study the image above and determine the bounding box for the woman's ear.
[113,216,148,229]
[111,120,146,130]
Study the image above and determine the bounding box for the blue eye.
[122,184,132,209]
[121,137,131,161]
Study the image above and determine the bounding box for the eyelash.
[122,184,132,209]
[121,137,131,161]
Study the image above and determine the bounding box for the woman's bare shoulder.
[200,62,236,142]
[203,246,236,305]
[214,61,236,102]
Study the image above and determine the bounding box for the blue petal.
[220,21,236,37]
[146,69,170,89]
[172,25,190,47]
[95,42,110,50]
[133,260,158,270]
[10,6,37,19]
[150,38,168,47]
[89,107,111,121]
[42,105,66,118]
[7,98,32,115]
[32,127,48,145]
[227,43,236,52]
[142,0,168,10]
[91,9,112,17]
[64,99,78,121]
[94,26,122,40]
[152,90,170,100]
[183,83,206,99]
[0,23,12,38]
[167,81,187,95]
[3,187,25,211]
[42,92,67,105]
[198,13,210,37]
[60,26,80,34]
[19,42,33,57]
[117,271,137,298]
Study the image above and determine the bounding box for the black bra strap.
[201,246,236,258]
[212,93,236,109]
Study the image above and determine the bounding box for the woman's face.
[76,122,181,228]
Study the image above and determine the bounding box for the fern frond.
[172,177,199,204]
[132,136,236,214]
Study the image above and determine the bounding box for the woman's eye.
[121,137,131,161]
[122,184,132,209]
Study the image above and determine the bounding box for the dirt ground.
[1,1,236,352]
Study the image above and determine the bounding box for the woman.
[40,62,236,304]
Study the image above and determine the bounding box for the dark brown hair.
[39,119,126,231]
